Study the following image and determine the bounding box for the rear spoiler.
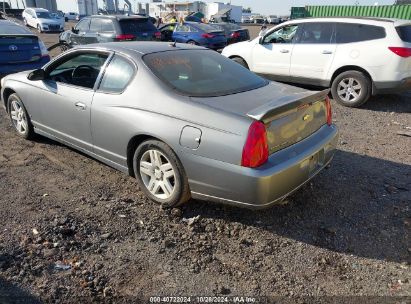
[247,89,329,123]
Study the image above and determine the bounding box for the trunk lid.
[191,83,329,154]
[0,35,41,64]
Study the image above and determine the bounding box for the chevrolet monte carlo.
[1,42,338,209]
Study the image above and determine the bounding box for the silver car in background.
[1,42,338,209]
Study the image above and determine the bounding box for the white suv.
[22,8,64,33]
[222,17,411,107]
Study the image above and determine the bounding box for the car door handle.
[280,49,289,53]
[322,50,333,54]
[75,102,86,110]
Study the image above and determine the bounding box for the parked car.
[222,17,411,107]
[0,42,338,208]
[64,12,79,22]
[159,22,227,50]
[210,23,250,44]
[0,19,50,79]
[267,15,280,24]
[22,7,64,32]
[50,12,65,28]
[251,16,265,24]
[59,15,161,49]
[241,16,251,24]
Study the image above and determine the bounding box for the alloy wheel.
[337,78,362,103]
[139,149,176,200]
[10,99,28,135]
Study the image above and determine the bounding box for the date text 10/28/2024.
[149,296,259,303]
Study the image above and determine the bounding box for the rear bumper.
[185,124,339,209]
[374,77,411,94]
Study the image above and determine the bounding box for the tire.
[133,140,191,208]
[37,24,43,33]
[331,70,371,108]
[7,93,34,140]
[187,40,197,45]
[232,57,248,69]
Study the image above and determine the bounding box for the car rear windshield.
[396,25,411,43]
[144,50,268,97]
[195,23,222,33]
[0,35,37,45]
[119,19,156,33]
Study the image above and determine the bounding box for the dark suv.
[59,15,161,48]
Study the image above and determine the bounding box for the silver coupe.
[1,42,338,209]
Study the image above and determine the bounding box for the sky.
[201,0,396,15]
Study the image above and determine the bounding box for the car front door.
[289,22,337,85]
[173,23,191,43]
[70,18,90,46]
[31,50,110,151]
[251,23,300,81]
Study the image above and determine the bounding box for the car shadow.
[183,150,411,264]
[0,276,41,304]
[361,92,411,114]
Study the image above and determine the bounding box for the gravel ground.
[0,20,410,303]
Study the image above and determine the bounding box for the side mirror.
[71,26,78,34]
[27,69,45,81]
[259,37,264,44]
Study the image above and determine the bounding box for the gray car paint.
[1,42,338,208]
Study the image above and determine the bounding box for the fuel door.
[180,126,202,150]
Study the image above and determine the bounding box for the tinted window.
[36,12,51,19]
[90,18,114,33]
[48,53,108,89]
[299,23,333,44]
[336,23,386,43]
[263,24,299,44]
[119,19,156,33]
[396,25,411,43]
[99,56,135,93]
[144,50,268,97]
[75,19,90,32]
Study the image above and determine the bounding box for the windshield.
[36,12,52,19]
[144,50,268,97]
[194,23,222,33]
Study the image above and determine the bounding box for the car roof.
[0,20,34,35]
[288,17,411,26]
[27,7,49,12]
[72,41,208,57]
[88,14,149,20]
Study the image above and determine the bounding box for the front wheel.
[331,71,371,107]
[133,140,191,208]
[8,93,34,139]
[187,40,197,45]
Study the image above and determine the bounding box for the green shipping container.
[291,5,411,20]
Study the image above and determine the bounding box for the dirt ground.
[0,20,410,303]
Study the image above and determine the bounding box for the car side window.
[263,24,299,44]
[336,23,386,43]
[89,18,103,32]
[99,55,135,93]
[75,18,90,32]
[47,52,109,89]
[298,22,334,44]
[189,25,199,32]
[101,19,115,33]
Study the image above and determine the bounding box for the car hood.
[190,81,308,119]
[37,18,61,25]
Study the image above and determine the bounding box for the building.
[149,1,206,19]
[6,0,57,11]
[56,0,98,15]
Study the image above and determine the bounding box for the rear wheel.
[231,57,248,69]
[133,140,190,208]
[8,93,34,140]
[331,70,371,108]
[187,40,197,45]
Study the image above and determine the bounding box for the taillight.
[325,96,332,126]
[115,34,135,41]
[231,32,241,39]
[388,47,411,58]
[241,121,269,168]
[154,31,161,39]
[202,33,215,39]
